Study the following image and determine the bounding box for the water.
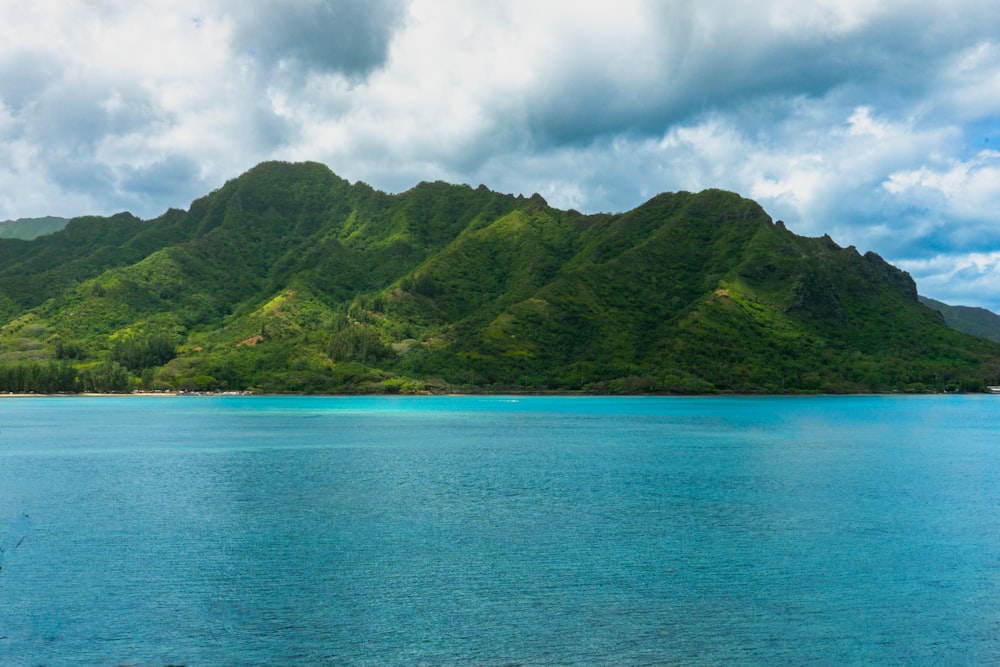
[0,395,998,666]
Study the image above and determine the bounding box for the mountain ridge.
[0,160,997,394]
[919,296,1000,343]
[0,216,70,240]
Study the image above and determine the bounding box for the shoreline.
[0,389,995,398]
[0,390,240,398]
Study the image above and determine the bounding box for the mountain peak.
[0,162,996,394]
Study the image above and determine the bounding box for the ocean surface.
[0,395,998,666]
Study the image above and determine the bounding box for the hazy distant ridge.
[0,216,70,240]
[919,296,1000,343]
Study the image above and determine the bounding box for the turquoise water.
[0,395,998,665]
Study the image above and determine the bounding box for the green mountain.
[919,296,1000,343]
[0,216,69,240]
[0,161,997,394]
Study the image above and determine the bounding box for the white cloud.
[766,0,887,35]
[897,252,1000,310]
[2,1,1000,310]
[884,150,1000,220]
[934,41,1000,121]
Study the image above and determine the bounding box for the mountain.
[0,161,997,394]
[0,216,70,240]
[919,296,1000,343]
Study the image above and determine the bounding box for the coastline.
[0,392,178,398]
[0,388,996,398]
[0,391,253,398]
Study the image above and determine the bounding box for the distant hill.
[0,216,69,240]
[919,296,1000,343]
[0,161,997,394]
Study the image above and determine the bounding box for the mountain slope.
[919,296,1000,343]
[0,161,997,394]
[0,216,69,240]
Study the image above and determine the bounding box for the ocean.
[1,395,998,665]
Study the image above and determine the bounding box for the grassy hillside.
[0,161,997,394]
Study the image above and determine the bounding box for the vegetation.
[0,161,997,394]
[920,296,1000,343]
[0,216,69,240]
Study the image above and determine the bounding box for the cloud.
[0,49,63,111]
[884,151,1000,222]
[1,0,1000,310]
[898,252,1000,311]
[227,0,407,79]
[117,155,205,211]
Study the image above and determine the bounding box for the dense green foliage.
[0,161,997,394]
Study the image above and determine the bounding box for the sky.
[2,1,1000,311]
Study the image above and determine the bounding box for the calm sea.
[0,395,998,666]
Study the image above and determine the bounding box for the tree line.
[0,360,132,394]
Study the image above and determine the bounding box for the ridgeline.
[0,161,997,394]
